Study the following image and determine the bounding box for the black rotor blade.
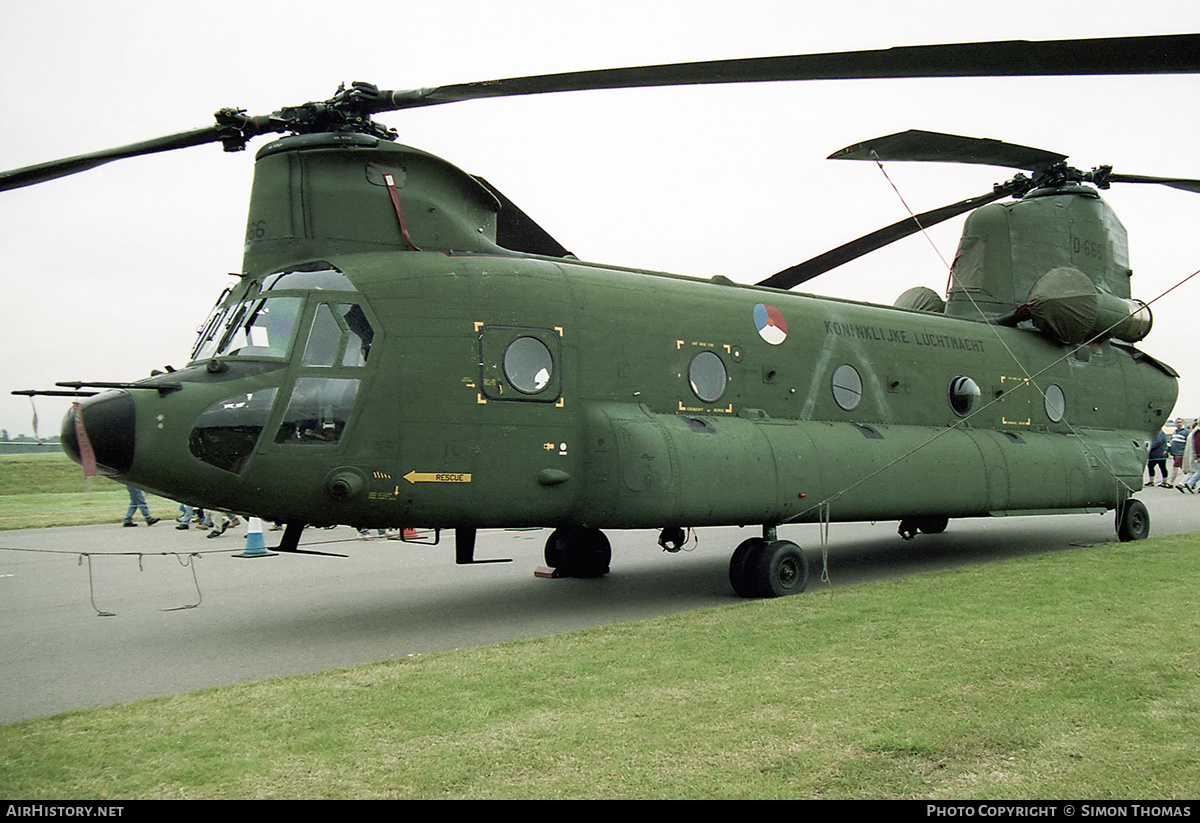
[1103,172,1200,194]
[371,33,1200,113]
[829,130,1067,171]
[7,32,1199,193]
[0,126,226,192]
[757,185,1014,290]
[472,176,573,258]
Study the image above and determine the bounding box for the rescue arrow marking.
[404,471,473,484]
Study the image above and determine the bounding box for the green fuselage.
[82,248,1175,533]
[62,134,1176,534]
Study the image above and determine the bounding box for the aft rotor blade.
[757,186,1013,290]
[472,176,574,258]
[829,130,1067,171]
[372,33,1200,112]
[0,126,226,192]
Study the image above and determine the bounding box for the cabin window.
[832,364,863,411]
[688,350,728,403]
[949,375,981,417]
[1044,384,1066,423]
[478,326,562,402]
[504,336,554,394]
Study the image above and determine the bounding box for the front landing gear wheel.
[729,538,808,598]
[1116,498,1150,542]
[544,527,611,578]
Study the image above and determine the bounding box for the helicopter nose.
[60,391,136,476]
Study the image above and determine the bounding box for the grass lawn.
[1,529,1198,799]
[0,453,177,529]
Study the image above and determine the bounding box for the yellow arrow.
[404,471,473,484]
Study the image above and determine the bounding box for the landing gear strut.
[728,527,809,598]
[544,527,611,578]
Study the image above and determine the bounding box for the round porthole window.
[1044,384,1066,423]
[503,336,553,394]
[832,364,863,411]
[689,350,728,403]
[948,375,981,417]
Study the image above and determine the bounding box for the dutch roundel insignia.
[753,303,787,345]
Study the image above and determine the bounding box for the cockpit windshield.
[190,264,357,364]
[191,296,302,362]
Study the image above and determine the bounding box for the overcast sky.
[1,0,1198,438]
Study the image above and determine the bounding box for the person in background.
[122,486,159,527]
[205,511,243,538]
[1166,418,1190,488]
[1148,429,1169,487]
[1179,423,1200,493]
[175,504,209,529]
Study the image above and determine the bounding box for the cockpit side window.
[302,304,342,366]
[274,377,360,444]
[301,303,374,367]
[191,287,233,362]
[275,302,374,447]
[341,304,373,366]
[189,388,279,473]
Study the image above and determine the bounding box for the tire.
[731,538,808,598]
[752,540,809,598]
[916,516,949,535]
[1116,499,1150,542]
[729,538,767,598]
[544,529,565,569]
[544,527,611,577]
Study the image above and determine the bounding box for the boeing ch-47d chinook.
[7,34,1200,597]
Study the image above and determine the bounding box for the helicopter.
[6,34,1200,598]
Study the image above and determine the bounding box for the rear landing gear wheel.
[544,527,611,578]
[1116,498,1150,542]
[899,516,949,539]
[729,538,767,598]
[729,538,808,598]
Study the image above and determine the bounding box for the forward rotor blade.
[371,33,1200,113]
[829,130,1067,171]
[0,126,226,192]
[7,32,1198,192]
[1103,173,1200,194]
[757,186,1013,291]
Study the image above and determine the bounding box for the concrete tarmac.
[3,486,1200,724]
